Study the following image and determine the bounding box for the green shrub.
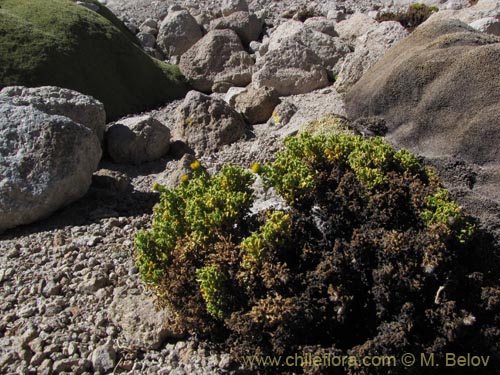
[136,133,499,374]
[196,265,228,320]
[135,164,254,284]
[376,3,439,31]
[0,0,190,120]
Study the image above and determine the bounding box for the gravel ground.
[0,190,235,374]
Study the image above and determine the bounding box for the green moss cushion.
[0,0,190,120]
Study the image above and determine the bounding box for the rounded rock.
[106,115,171,165]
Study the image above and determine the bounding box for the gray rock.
[42,280,61,297]
[280,4,318,21]
[173,90,247,155]
[80,273,109,293]
[0,104,101,232]
[92,169,133,193]
[224,86,248,107]
[43,344,61,357]
[194,11,212,29]
[335,12,378,43]
[106,115,171,165]
[124,20,139,34]
[179,29,254,93]
[52,358,79,374]
[67,342,78,356]
[303,16,338,37]
[168,4,183,12]
[139,25,158,36]
[351,116,388,137]
[137,31,156,48]
[423,0,499,24]
[445,0,470,10]
[91,343,116,374]
[221,0,248,17]
[0,352,17,369]
[19,325,38,348]
[267,101,297,128]
[249,40,261,53]
[218,353,232,369]
[253,39,329,96]
[30,352,46,367]
[263,20,304,52]
[140,18,158,30]
[327,9,346,22]
[262,20,351,79]
[469,17,500,36]
[38,358,53,375]
[27,337,43,354]
[161,154,197,188]
[157,10,203,59]
[210,11,262,45]
[0,86,106,142]
[335,21,408,92]
[233,86,281,124]
[109,287,182,350]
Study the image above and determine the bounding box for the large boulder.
[179,30,254,93]
[106,115,171,165]
[173,91,247,155]
[210,11,263,46]
[345,19,500,206]
[334,13,378,43]
[157,10,204,59]
[334,21,408,92]
[264,20,304,51]
[253,39,329,96]
[0,0,189,121]
[0,102,101,232]
[0,86,106,142]
[262,20,351,77]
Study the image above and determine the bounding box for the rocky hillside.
[1,0,499,374]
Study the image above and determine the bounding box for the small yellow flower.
[272,111,281,125]
[185,117,193,126]
[180,174,189,183]
[152,182,160,191]
[251,162,261,174]
[190,160,201,171]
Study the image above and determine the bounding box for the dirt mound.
[0,0,189,121]
[346,19,500,166]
